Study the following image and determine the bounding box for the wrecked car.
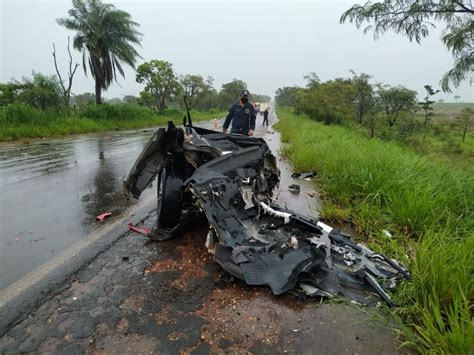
[123,118,410,307]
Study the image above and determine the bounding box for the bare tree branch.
[52,37,80,107]
[52,43,67,95]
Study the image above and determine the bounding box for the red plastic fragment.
[128,223,151,235]
[96,212,112,221]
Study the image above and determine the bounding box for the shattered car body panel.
[124,122,410,306]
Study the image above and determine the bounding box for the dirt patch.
[145,232,212,290]
[153,308,177,326]
[92,334,161,354]
[120,293,145,312]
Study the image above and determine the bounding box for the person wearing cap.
[222,90,256,136]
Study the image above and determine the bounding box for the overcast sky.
[1,0,472,101]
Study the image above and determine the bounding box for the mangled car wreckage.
[124,118,410,306]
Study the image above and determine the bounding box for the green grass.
[275,108,474,353]
[430,102,474,118]
[348,107,474,174]
[0,103,225,141]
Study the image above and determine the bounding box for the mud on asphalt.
[0,211,403,354]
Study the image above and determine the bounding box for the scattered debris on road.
[95,212,112,221]
[291,171,317,180]
[124,121,410,306]
[288,184,301,193]
[127,223,151,235]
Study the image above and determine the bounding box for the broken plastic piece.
[128,223,151,235]
[96,212,112,221]
[260,202,292,224]
[288,184,300,193]
[291,171,317,180]
[289,236,299,249]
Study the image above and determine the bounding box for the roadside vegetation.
[0,103,225,141]
[0,63,268,141]
[276,108,473,353]
[0,61,269,141]
[275,69,473,352]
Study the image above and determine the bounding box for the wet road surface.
[0,129,164,289]
[0,114,404,353]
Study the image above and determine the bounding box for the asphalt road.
[0,129,159,289]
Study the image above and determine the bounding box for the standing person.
[263,107,269,127]
[222,90,256,136]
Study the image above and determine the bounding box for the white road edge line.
[0,193,155,307]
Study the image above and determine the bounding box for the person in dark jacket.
[263,107,269,126]
[222,90,256,136]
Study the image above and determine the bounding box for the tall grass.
[0,103,225,141]
[79,103,156,120]
[275,108,474,353]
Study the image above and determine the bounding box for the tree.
[297,79,357,124]
[275,86,302,107]
[218,79,247,109]
[419,85,440,137]
[123,95,138,104]
[376,84,417,126]
[52,37,80,107]
[252,93,272,103]
[180,74,213,109]
[57,0,142,104]
[0,82,25,106]
[304,72,321,90]
[457,107,472,142]
[135,60,181,111]
[340,1,474,92]
[350,70,374,124]
[71,92,95,107]
[106,97,123,104]
[19,72,63,111]
[367,96,381,138]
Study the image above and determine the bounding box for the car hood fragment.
[124,122,410,306]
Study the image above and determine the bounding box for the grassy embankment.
[275,108,473,353]
[0,103,225,141]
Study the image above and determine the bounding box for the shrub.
[0,103,58,126]
[80,103,156,121]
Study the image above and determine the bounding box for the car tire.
[157,168,184,228]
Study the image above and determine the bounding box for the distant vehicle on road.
[259,102,269,114]
[253,102,269,115]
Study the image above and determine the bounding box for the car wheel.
[157,167,184,228]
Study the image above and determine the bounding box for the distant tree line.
[134,60,269,112]
[0,69,269,114]
[275,71,472,143]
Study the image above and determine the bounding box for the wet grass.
[275,108,474,354]
[0,103,225,141]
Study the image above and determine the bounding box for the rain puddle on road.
[0,128,160,289]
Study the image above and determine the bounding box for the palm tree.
[57,0,142,104]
